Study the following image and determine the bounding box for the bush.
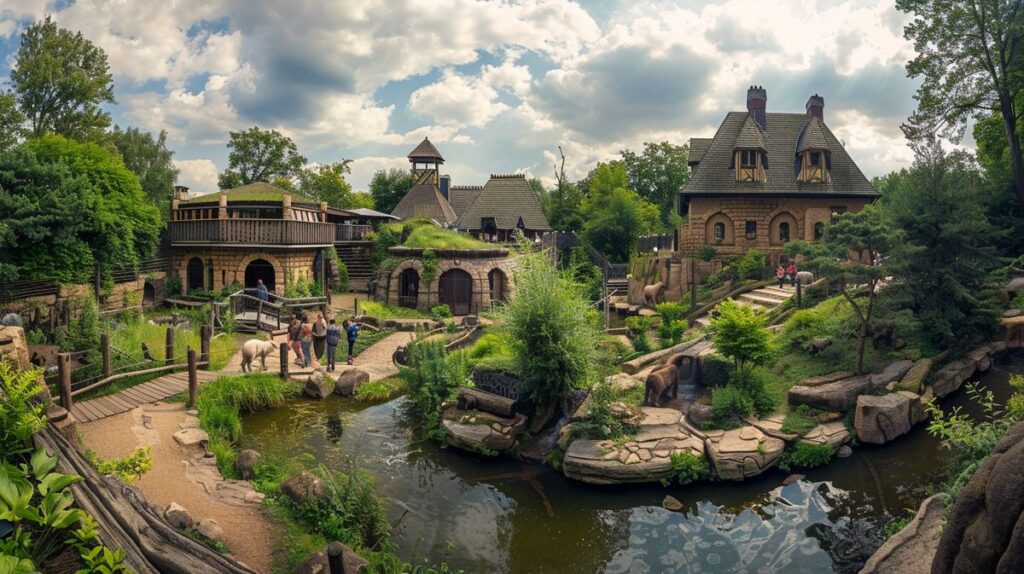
[697,244,717,261]
[165,274,182,297]
[336,259,350,293]
[625,316,652,354]
[711,385,754,426]
[709,298,773,370]
[700,355,733,388]
[501,251,601,407]
[0,363,46,460]
[731,249,768,279]
[656,302,690,348]
[778,442,834,472]
[430,304,453,320]
[86,447,153,484]
[732,368,776,417]
[669,452,711,485]
[405,339,466,442]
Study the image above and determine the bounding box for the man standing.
[325,319,341,371]
[256,279,269,301]
[344,319,360,365]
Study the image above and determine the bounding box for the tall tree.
[897,0,1024,210]
[797,205,900,374]
[10,17,115,140]
[883,142,1003,347]
[369,168,413,214]
[217,126,306,189]
[620,141,689,227]
[546,146,584,232]
[974,105,1024,255]
[296,161,357,208]
[110,126,179,219]
[580,162,661,262]
[0,92,26,153]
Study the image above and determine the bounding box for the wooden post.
[187,347,198,408]
[94,262,102,303]
[200,325,211,369]
[101,332,111,378]
[58,353,72,412]
[279,342,289,380]
[327,542,345,574]
[165,327,175,366]
[796,276,803,308]
[354,298,359,317]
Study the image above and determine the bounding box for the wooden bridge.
[70,370,219,423]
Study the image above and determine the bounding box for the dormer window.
[735,149,766,182]
[810,152,821,166]
[740,150,757,168]
[798,149,830,183]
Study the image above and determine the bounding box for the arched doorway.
[143,281,156,309]
[488,269,507,303]
[398,268,419,309]
[245,259,276,292]
[439,269,473,315]
[186,257,205,293]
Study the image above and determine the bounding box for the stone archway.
[439,269,473,315]
[488,268,507,303]
[186,257,205,293]
[769,212,799,246]
[398,268,420,309]
[704,212,735,245]
[244,259,277,292]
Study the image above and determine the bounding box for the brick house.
[678,86,879,263]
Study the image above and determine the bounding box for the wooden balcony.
[334,223,373,242]
[168,219,334,247]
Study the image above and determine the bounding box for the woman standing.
[312,312,327,362]
[775,265,786,289]
[288,315,304,367]
[325,319,341,371]
[301,319,315,369]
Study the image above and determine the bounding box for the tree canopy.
[110,126,179,219]
[369,168,414,214]
[10,17,115,141]
[620,141,689,227]
[0,135,162,283]
[0,93,26,153]
[217,126,306,189]
[580,162,661,262]
[295,161,360,209]
[709,298,773,371]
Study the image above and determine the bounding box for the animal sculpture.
[643,353,688,407]
[643,282,665,307]
[795,271,815,285]
[240,339,278,372]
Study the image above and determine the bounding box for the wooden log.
[457,387,516,417]
[101,332,111,378]
[187,348,198,408]
[279,342,289,380]
[58,353,72,411]
[165,327,175,366]
[200,325,211,368]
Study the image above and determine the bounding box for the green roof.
[180,182,319,206]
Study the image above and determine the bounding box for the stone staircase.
[335,242,374,290]
[693,284,794,327]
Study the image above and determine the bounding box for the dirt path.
[78,404,275,573]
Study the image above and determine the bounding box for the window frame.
[745,220,757,240]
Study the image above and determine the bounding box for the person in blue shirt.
[344,318,360,365]
[256,279,269,301]
[325,319,341,371]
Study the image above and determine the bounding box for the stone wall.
[384,254,519,314]
[626,255,721,306]
[678,196,872,262]
[171,247,318,294]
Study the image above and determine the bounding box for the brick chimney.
[747,85,767,131]
[806,94,824,120]
[173,185,190,200]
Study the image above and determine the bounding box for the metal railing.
[637,234,675,253]
[168,219,334,245]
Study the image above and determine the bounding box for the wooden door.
[439,269,472,315]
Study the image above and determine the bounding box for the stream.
[239,352,1024,573]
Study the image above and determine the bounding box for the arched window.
[778,222,790,242]
[713,222,726,243]
[813,221,825,241]
[488,269,507,303]
[398,268,419,309]
[186,257,204,293]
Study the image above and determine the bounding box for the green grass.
[354,377,406,402]
[780,405,821,436]
[358,300,428,320]
[108,316,237,369]
[402,225,488,249]
[180,182,317,205]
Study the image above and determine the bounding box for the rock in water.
[782,474,805,486]
[836,445,853,458]
[304,369,330,399]
[662,495,684,511]
[334,368,370,396]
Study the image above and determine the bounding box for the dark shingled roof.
[734,114,767,150]
[457,174,550,231]
[407,137,444,162]
[689,138,712,166]
[796,117,829,152]
[448,186,482,218]
[682,111,878,197]
[391,184,457,225]
[180,182,318,206]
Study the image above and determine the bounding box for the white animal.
[240,339,277,373]
[795,271,815,285]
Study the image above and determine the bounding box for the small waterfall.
[518,389,588,464]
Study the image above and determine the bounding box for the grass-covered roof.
[180,182,319,206]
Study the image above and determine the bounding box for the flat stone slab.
[798,372,855,387]
[799,422,850,448]
[746,414,798,442]
[705,426,784,481]
[172,428,209,447]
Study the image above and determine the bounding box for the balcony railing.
[335,223,373,242]
[168,219,334,246]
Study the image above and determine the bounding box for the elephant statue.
[643,282,665,307]
[795,271,815,285]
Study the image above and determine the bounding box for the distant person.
[288,316,304,367]
[325,318,341,371]
[344,318,360,365]
[775,265,786,289]
[786,262,798,286]
[301,322,315,368]
[312,312,327,361]
[256,279,268,301]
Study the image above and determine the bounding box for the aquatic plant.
[405,338,466,442]
[669,452,711,486]
[778,443,835,472]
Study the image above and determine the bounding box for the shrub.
[165,274,182,297]
[731,249,768,279]
[697,244,717,261]
[445,320,458,333]
[656,302,690,348]
[711,385,754,426]
[625,316,652,354]
[669,452,711,485]
[430,304,453,320]
[709,298,773,370]
[86,447,153,484]
[405,339,466,442]
[0,363,46,460]
[700,355,733,388]
[778,442,834,472]
[501,251,601,407]
[336,259,350,293]
[731,368,776,417]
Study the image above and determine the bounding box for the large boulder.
[195,519,224,543]
[932,423,1024,574]
[235,449,260,480]
[334,368,370,396]
[854,393,914,444]
[861,494,949,574]
[686,402,714,427]
[788,360,914,411]
[304,369,331,400]
[931,358,978,399]
[705,426,784,481]
[280,472,326,503]
[799,422,850,448]
[164,502,193,530]
[441,411,528,453]
[897,358,933,393]
[292,543,368,574]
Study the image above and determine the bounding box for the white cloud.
[173,158,220,194]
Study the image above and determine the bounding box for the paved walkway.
[72,370,219,423]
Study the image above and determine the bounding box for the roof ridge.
[489,173,526,179]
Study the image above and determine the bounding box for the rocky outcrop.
[705,426,785,481]
[931,358,978,399]
[799,422,850,448]
[442,416,526,452]
[897,358,933,393]
[334,368,369,396]
[304,369,331,399]
[932,423,1024,574]
[746,414,798,441]
[853,391,932,445]
[860,494,948,574]
[562,408,704,485]
[281,472,326,503]
[788,360,914,411]
[0,326,30,369]
[292,543,368,574]
[164,502,193,530]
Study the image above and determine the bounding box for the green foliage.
[697,244,717,261]
[0,92,26,153]
[711,369,776,426]
[464,331,514,370]
[358,300,427,320]
[709,299,773,371]
[368,168,414,215]
[625,316,652,354]
[110,125,179,219]
[0,135,162,283]
[620,141,690,227]
[85,447,152,484]
[0,363,46,460]
[566,245,603,302]
[778,443,834,472]
[731,249,768,279]
[775,296,854,353]
[284,271,314,298]
[165,275,182,298]
[669,452,710,486]
[884,514,914,538]
[656,302,690,348]
[403,226,487,250]
[580,163,662,262]
[780,405,821,436]
[296,161,360,209]
[354,378,406,403]
[335,254,350,294]
[182,527,231,554]
[501,251,601,407]
[405,339,466,442]
[699,355,733,388]
[10,17,115,140]
[430,304,453,320]
[55,294,101,359]
[217,126,306,188]
[1013,291,1024,313]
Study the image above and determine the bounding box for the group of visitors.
[287,310,360,371]
[775,261,800,288]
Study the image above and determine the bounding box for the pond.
[239,352,1024,574]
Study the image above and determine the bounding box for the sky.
[0,0,934,194]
